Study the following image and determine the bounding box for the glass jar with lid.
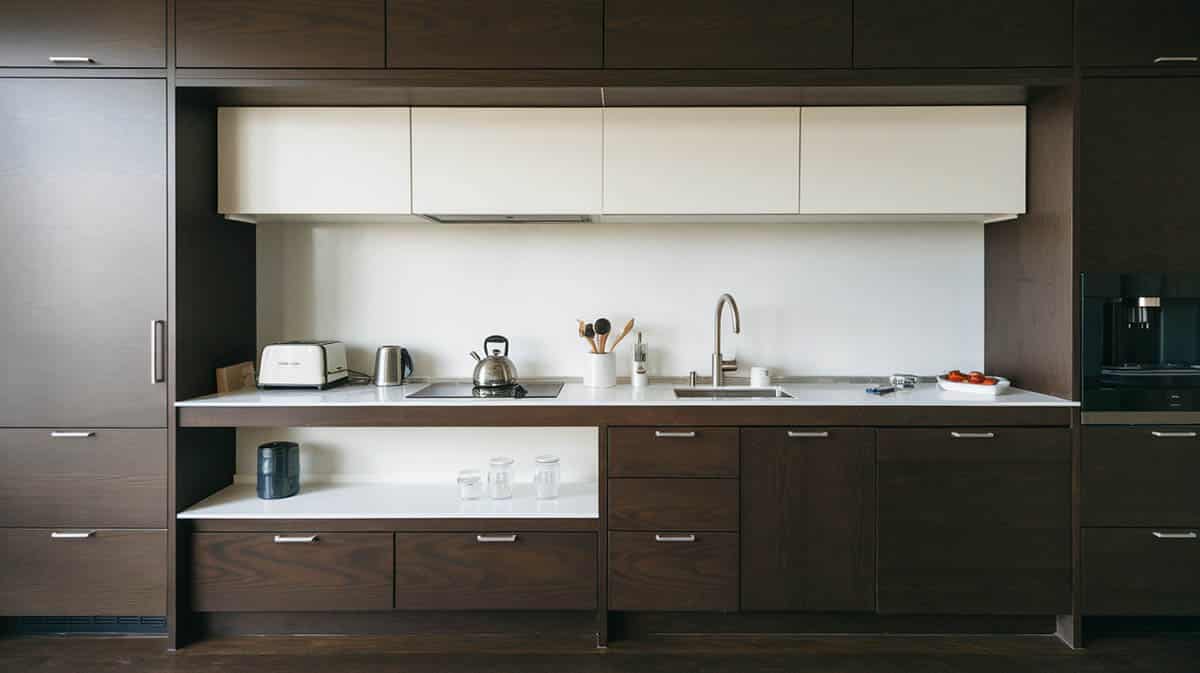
[533,454,560,500]
[488,456,515,500]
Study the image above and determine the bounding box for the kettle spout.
[470,351,482,362]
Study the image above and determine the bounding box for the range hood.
[422,214,592,224]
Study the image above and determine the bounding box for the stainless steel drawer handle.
[476,534,518,543]
[654,534,697,543]
[1154,56,1199,63]
[655,431,696,438]
[951,432,996,439]
[273,535,318,544]
[51,531,96,539]
[788,431,829,438]
[1151,431,1197,438]
[50,431,96,438]
[150,320,165,384]
[1153,531,1198,540]
[48,56,95,64]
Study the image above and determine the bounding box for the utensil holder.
[584,352,616,388]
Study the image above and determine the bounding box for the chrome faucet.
[712,293,741,387]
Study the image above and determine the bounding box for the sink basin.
[674,387,792,400]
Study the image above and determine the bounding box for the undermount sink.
[674,387,792,400]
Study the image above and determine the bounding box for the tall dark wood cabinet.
[0,0,165,67]
[740,428,876,612]
[1079,77,1200,272]
[0,78,168,619]
[1078,0,1200,67]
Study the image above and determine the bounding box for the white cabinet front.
[602,107,801,215]
[799,106,1026,216]
[411,108,603,215]
[217,107,412,215]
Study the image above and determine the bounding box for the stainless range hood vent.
[422,214,592,224]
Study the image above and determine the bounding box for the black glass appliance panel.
[407,382,564,399]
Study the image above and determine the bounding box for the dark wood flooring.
[1,633,1199,673]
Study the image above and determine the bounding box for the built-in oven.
[1082,273,1200,412]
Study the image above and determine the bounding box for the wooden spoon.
[606,318,636,353]
[595,318,612,352]
[584,323,599,354]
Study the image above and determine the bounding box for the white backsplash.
[256,219,985,380]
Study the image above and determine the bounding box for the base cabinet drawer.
[0,529,166,616]
[1083,427,1200,526]
[608,479,738,531]
[192,532,393,612]
[394,533,596,610]
[1084,527,1200,616]
[608,427,739,477]
[609,532,738,612]
[0,429,167,528]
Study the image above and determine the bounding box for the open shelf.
[178,481,599,520]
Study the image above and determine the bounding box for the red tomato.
[982,377,998,385]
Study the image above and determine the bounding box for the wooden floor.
[2,633,1199,673]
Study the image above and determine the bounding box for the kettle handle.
[483,335,509,357]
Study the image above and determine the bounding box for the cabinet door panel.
[177,0,384,68]
[1084,527,1200,616]
[605,0,850,69]
[1079,0,1200,67]
[1082,426,1200,526]
[0,0,165,67]
[1080,78,1200,272]
[741,428,875,612]
[0,79,166,428]
[609,532,738,611]
[854,0,1072,68]
[388,0,601,68]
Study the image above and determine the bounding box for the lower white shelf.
[177,481,599,520]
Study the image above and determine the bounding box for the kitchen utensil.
[257,441,300,500]
[488,456,514,500]
[583,323,599,353]
[258,341,348,389]
[534,455,561,500]
[865,384,896,395]
[607,318,635,352]
[471,335,519,388]
[373,345,413,387]
[631,332,648,388]
[936,375,1011,396]
[750,367,771,388]
[584,352,616,388]
[890,373,919,389]
[458,469,483,500]
[595,318,612,352]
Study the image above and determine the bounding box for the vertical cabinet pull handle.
[1151,431,1197,439]
[50,431,95,438]
[654,534,697,543]
[1154,56,1198,63]
[48,56,95,64]
[1152,531,1198,540]
[951,432,996,439]
[273,535,318,544]
[655,431,696,438]
[476,534,518,543]
[788,431,829,438]
[150,320,164,384]
[51,531,96,539]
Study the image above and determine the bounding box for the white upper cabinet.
[411,108,602,215]
[217,107,412,215]
[800,106,1026,216]
[602,108,801,215]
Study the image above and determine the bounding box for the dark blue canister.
[257,441,300,499]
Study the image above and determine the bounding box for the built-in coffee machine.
[1082,273,1200,411]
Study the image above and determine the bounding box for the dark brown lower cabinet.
[741,428,875,612]
[393,533,596,610]
[1082,426,1200,526]
[877,429,1072,615]
[1084,527,1200,616]
[609,532,738,612]
[191,532,393,612]
[608,479,739,531]
[0,529,166,616]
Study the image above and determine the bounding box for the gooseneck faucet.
[712,293,741,387]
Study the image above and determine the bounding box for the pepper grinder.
[631,332,649,388]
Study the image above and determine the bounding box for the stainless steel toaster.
[258,341,348,389]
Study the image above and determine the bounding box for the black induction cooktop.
[407,382,564,399]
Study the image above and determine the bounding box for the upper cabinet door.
[411,108,602,215]
[0,79,167,428]
[218,108,412,215]
[853,0,1073,68]
[603,108,800,215]
[1079,0,1200,67]
[388,0,602,68]
[177,0,385,67]
[800,107,1026,216]
[0,0,165,67]
[605,0,851,68]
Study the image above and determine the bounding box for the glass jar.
[457,469,483,500]
[488,456,515,500]
[534,454,560,500]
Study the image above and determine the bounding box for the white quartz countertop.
[178,481,599,520]
[177,382,1077,408]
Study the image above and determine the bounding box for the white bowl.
[936,375,1011,396]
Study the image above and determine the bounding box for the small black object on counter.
[257,441,300,500]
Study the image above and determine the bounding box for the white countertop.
[178,481,599,520]
[176,381,1077,408]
